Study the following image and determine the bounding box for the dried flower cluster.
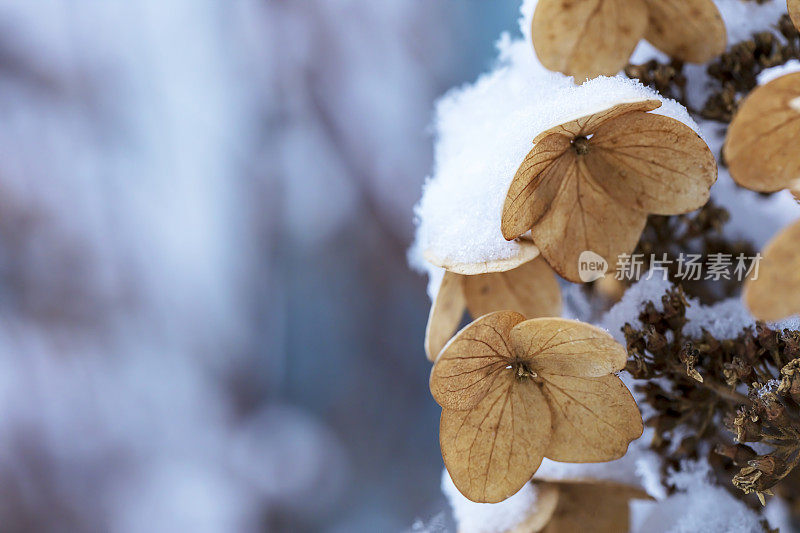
[419,2,800,528]
[624,287,800,506]
[532,0,726,81]
[431,311,642,502]
[501,100,717,282]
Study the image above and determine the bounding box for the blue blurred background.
[0,1,519,531]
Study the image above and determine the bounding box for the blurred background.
[0,1,521,531]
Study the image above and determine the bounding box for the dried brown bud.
[779,359,800,404]
[716,443,758,466]
[732,409,761,443]
[680,344,704,382]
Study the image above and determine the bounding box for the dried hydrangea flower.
[501,100,717,283]
[424,242,561,360]
[743,220,800,321]
[532,0,726,81]
[791,0,800,32]
[724,72,800,193]
[430,311,642,503]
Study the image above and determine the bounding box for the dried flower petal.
[431,311,524,410]
[424,239,541,275]
[586,112,716,214]
[463,257,562,321]
[791,0,800,32]
[440,373,552,503]
[643,0,726,63]
[532,0,648,81]
[509,318,627,378]
[743,220,800,321]
[540,482,649,533]
[424,271,467,361]
[506,483,561,533]
[503,103,716,282]
[424,256,561,361]
[724,72,800,192]
[540,374,643,462]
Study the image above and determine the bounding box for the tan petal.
[643,0,726,63]
[743,220,800,321]
[502,134,573,240]
[441,375,552,503]
[724,72,800,192]
[507,484,561,533]
[431,311,526,410]
[789,0,800,32]
[532,0,648,81]
[541,482,642,533]
[425,271,467,362]
[463,257,562,321]
[425,240,541,275]
[530,156,648,283]
[531,100,662,144]
[587,111,717,214]
[541,374,643,462]
[509,318,628,377]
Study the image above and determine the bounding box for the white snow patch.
[441,470,538,533]
[758,60,800,85]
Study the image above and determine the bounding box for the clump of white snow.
[441,470,539,533]
[758,59,800,85]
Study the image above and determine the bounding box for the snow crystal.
[441,470,538,533]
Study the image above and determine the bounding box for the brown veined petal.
[532,0,649,81]
[509,318,627,378]
[441,375,552,503]
[430,311,526,411]
[541,482,646,533]
[790,0,800,32]
[587,111,717,214]
[540,374,643,462]
[507,484,561,533]
[424,271,467,362]
[643,0,726,63]
[530,156,648,283]
[425,240,541,275]
[724,72,800,192]
[502,134,573,240]
[463,257,562,321]
[743,220,800,322]
[531,100,662,144]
